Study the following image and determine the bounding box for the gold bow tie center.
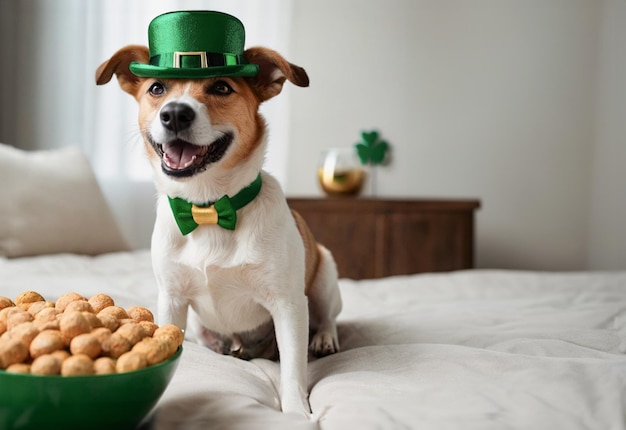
[191,205,219,225]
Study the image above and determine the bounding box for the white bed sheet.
[1,251,625,430]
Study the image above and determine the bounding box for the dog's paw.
[309,331,339,358]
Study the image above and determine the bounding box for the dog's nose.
[160,102,196,133]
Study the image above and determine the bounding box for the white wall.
[1,1,623,270]
[588,0,626,270]
[285,0,603,270]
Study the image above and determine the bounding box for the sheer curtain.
[0,0,292,248]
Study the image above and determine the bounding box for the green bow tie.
[168,174,262,235]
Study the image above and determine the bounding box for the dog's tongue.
[163,141,205,170]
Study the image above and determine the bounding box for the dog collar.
[168,174,262,235]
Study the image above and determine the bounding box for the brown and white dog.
[95,45,342,415]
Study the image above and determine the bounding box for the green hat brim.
[129,62,259,79]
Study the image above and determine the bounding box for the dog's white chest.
[188,265,272,334]
[179,228,258,269]
[152,199,285,334]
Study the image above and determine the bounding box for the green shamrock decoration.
[355,130,389,165]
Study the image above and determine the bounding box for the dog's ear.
[95,45,149,98]
[244,47,309,102]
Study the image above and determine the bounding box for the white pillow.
[0,144,129,257]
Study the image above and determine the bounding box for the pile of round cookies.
[0,291,183,375]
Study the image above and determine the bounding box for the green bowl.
[0,346,182,430]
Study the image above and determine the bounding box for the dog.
[95,11,341,416]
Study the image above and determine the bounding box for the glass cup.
[317,147,366,196]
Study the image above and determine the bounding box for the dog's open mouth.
[151,133,233,177]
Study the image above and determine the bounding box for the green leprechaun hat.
[129,11,259,79]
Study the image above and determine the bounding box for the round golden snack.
[93,356,116,375]
[6,363,31,374]
[90,327,112,345]
[88,293,115,314]
[31,354,63,375]
[115,322,148,346]
[127,306,154,323]
[59,311,91,345]
[64,300,94,314]
[7,310,34,331]
[55,292,87,312]
[132,337,170,366]
[82,311,103,330]
[139,321,158,337]
[30,330,64,359]
[98,313,120,332]
[97,306,129,320]
[26,301,55,316]
[101,332,132,359]
[15,291,46,311]
[1,291,181,375]
[154,324,184,346]
[51,349,71,362]
[70,333,102,359]
[0,338,29,368]
[116,351,148,373]
[61,354,94,376]
[0,296,14,310]
[0,306,19,324]
[8,321,39,346]
[33,307,60,331]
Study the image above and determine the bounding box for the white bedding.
[2,251,626,430]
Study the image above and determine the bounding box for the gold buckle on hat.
[173,51,208,68]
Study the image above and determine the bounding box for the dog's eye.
[148,82,166,96]
[208,81,233,96]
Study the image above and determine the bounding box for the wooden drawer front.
[384,213,473,276]
[287,198,479,279]
[295,211,380,280]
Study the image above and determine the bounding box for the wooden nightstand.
[287,198,480,280]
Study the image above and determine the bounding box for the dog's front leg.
[157,290,189,330]
[152,242,190,331]
[270,293,311,416]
